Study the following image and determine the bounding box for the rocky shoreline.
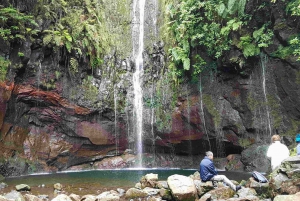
[0,156,299,201]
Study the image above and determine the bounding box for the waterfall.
[114,85,119,155]
[260,53,272,137]
[186,86,192,163]
[199,75,211,150]
[132,0,146,167]
[151,83,156,164]
[37,62,42,90]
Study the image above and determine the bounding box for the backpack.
[296,134,300,143]
[252,171,268,183]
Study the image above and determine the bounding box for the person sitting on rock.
[266,134,290,170]
[199,151,241,192]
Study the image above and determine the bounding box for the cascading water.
[114,85,119,155]
[150,83,156,164]
[199,75,211,151]
[132,0,146,167]
[186,86,192,162]
[260,53,272,137]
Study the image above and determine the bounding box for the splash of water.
[260,53,272,136]
[132,0,146,167]
[114,85,119,155]
[199,75,211,151]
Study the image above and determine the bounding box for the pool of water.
[4,168,251,187]
[1,169,252,198]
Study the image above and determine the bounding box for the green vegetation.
[0,6,38,43]
[81,76,98,103]
[286,0,300,16]
[37,0,111,70]
[270,0,300,60]
[154,71,177,132]
[203,94,221,127]
[164,0,275,82]
[0,56,10,81]
[0,6,38,81]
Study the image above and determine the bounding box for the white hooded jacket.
[266,141,289,170]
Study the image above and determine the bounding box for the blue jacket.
[199,156,218,182]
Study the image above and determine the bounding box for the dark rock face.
[0,0,300,175]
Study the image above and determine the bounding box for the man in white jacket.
[266,135,290,170]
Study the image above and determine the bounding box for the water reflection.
[4,169,252,188]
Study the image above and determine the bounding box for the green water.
[4,169,252,188]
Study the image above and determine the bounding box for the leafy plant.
[286,0,300,16]
[0,6,38,42]
[38,0,111,70]
[0,56,10,81]
[166,0,247,81]
[81,76,98,103]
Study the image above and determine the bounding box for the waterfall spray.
[114,85,119,155]
[132,0,146,167]
[199,75,211,151]
[260,53,272,137]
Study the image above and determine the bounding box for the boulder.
[246,177,270,195]
[16,184,31,191]
[96,191,120,201]
[241,144,270,172]
[68,194,80,201]
[269,156,300,195]
[142,187,160,196]
[226,196,260,201]
[156,181,168,189]
[167,174,197,201]
[236,187,257,198]
[4,190,25,201]
[53,183,62,191]
[159,188,172,200]
[51,194,72,201]
[125,188,148,199]
[198,193,211,201]
[226,154,244,171]
[0,183,8,189]
[140,173,158,188]
[189,171,200,180]
[207,186,235,200]
[194,180,214,197]
[0,195,9,201]
[80,195,96,201]
[24,194,42,201]
[273,192,300,201]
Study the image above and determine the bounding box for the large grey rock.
[194,180,214,197]
[269,156,300,195]
[241,144,270,172]
[159,188,172,200]
[125,188,148,199]
[51,194,72,201]
[24,194,42,201]
[274,192,300,201]
[206,186,235,200]
[96,191,120,201]
[16,184,31,191]
[142,187,160,196]
[167,174,197,201]
[4,190,25,201]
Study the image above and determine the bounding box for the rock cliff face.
[0,0,300,175]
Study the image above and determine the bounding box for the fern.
[238,0,247,17]
[43,34,53,45]
[218,3,226,16]
[183,58,190,70]
[228,0,237,15]
[69,57,78,73]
